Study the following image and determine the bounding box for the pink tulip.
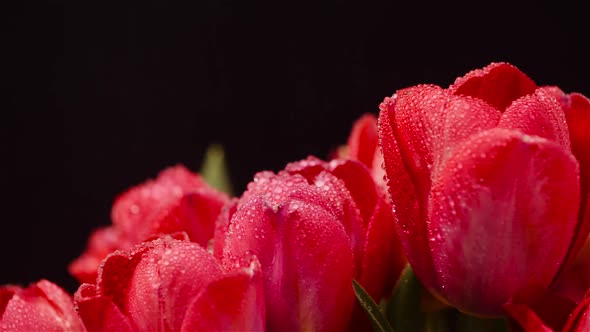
[215,156,403,331]
[70,165,229,284]
[1,280,85,331]
[74,234,265,332]
[378,62,590,316]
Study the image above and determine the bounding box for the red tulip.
[70,165,230,284]
[214,156,403,331]
[1,280,85,331]
[378,62,590,316]
[74,234,265,332]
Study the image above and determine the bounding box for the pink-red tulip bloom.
[378,62,590,316]
[74,234,265,331]
[1,280,85,331]
[214,156,404,331]
[70,165,229,284]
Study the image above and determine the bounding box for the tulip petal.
[498,88,571,150]
[432,95,502,173]
[243,169,365,273]
[240,171,310,208]
[505,289,577,332]
[359,194,402,300]
[212,198,239,259]
[1,280,86,331]
[387,85,446,202]
[126,240,223,331]
[347,113,380,169]
[222,195,355,331]
[75,284,134,332]
[110,165,227,242]
[429,128,580,315]
[286,157,378,225]
[327,159,379,223]
[388,85,501,202]
[563,293,590,332]
[181,258,266,332]
[378,96,436,290]
[449,62,537,111]
[556,91,590,269]
[95,237,224,331]
[503,302,553,332]
[151,190,227,247]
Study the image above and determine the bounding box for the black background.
[5,1,589,293]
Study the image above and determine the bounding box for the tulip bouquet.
[1,62,589,332]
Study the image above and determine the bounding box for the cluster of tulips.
[1,62,589,332]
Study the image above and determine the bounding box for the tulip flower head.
[378,62,590,316]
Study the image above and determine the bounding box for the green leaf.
[385,264,509,332]
[352,279,394,332]
[385,264,449,332]
[199,143,233,195]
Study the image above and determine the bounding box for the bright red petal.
[358,193,404,300]
[563,292,590,332]
[286,157,377,227]
[504,302,553,332]
[94,237,224,331]
[1,280,85,331]
[327,159,378,223]
[449,62,537,111]
[429,128,580,316]
[430,94,501,173]
[498,88,571,150]
[222,194,355,331]
[388,85,501,203]
[240,170,311,208]
[181,258,265,332]
[346,113,379,168]
[125,239,223,331]
[561,92,590,269]
[506,290,578,332]
[212,198,239,260]
[388,85,446,202]
[151,190,227,247]
[244,168,365,273]
[75,284,133,332]
[110,165,227,241]
[378,96,437,290]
